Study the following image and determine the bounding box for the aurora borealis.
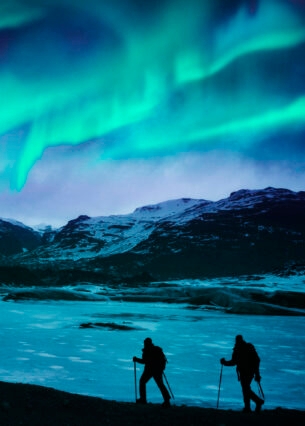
[1,0,305,226]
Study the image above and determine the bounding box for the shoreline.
[0,381,304,425]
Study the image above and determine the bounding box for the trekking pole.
[163,372,175,399]
[257,381,265,400]
[217,364,223,409]
[134,361,137,401]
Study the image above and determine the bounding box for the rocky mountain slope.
[0,218,42,256]
[1,187,305,284]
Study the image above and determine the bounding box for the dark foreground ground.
[0,381,304,426]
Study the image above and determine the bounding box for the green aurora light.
[0,0,304,190]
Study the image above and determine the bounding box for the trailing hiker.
[133,337,171,407]
[220,334,264,413]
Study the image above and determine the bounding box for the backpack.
[246,343,260,370]
[153,345,167,371]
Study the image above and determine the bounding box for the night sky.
[1,0,305,227]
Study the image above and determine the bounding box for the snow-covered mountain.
[1,187,305,284]
[0,218,41,256]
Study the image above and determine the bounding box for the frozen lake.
[0,298,304,411]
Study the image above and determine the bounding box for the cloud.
[1,146,304,227]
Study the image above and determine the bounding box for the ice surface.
[2,274,305,315]
[0,298,304,411]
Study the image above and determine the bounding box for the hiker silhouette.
[220,335,264,413]
[133,337,171,407]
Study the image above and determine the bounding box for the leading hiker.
[220,334,264,413]
[133,337,171,407]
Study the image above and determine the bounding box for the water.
[0,298,304,411]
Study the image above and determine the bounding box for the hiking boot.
[255,399,264,413]
[136,398,147,404]
[162,400,171,408]
[242,407,252,413]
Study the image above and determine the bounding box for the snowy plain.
[0,276,305,412]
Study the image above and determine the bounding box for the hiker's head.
[144,337,153,347]
[235,335,244,345]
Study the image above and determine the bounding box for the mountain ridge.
[1,187,305,284]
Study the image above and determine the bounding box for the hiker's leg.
[240,376,252,411]
[153,372,171,402]
[139,370,152,401]
[248,379,264,412]
[249,386,262,404]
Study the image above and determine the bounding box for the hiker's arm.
[133,356,145,364]
[221,349,237,366]
[254,372,261,382]
[220,357,235,366]
[254,354,261,381]
[254,365,261,381]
